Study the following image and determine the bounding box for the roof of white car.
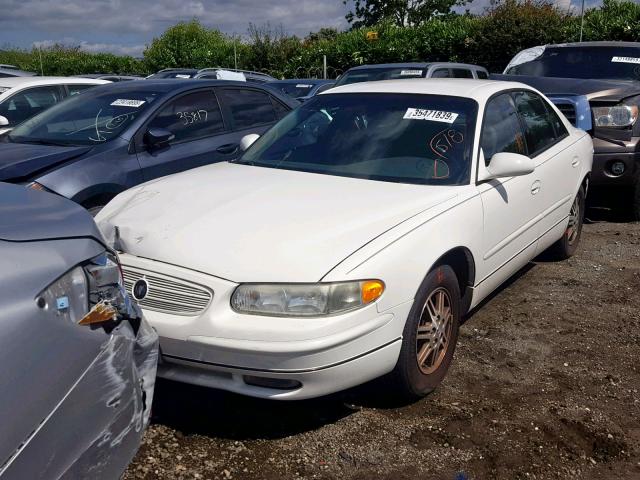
[0,76,110,88]
[324,78,535,101]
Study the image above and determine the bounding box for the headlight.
[37,266,89,324]
[592,104,638,127]
[231,280,385,317]
[37,252,132,326]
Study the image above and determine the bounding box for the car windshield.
[236,93,477,185]
[506,46,640,81]
[8,89,162,146]
[335,68,426,87]
[272,82,316,98]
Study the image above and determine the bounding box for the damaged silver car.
[0,183,158,479]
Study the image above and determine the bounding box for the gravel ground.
[125,214,640,480]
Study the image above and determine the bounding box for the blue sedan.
[0,79,298,213]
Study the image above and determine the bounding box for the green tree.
[244,23,302,78]
[304,28,339,44]
[344,0,468,28]
[143,20,237,72]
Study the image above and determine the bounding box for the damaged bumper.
[1,296,158,480]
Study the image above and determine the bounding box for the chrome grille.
[555,102,577,126]
[122,265,213,316]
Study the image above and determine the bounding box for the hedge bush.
[1,0,639,78]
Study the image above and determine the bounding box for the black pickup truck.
[493,41,640,219]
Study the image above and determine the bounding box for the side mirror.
[479,151,535,181]
[239,133,260,152]
[145,128,174,150]
[0,115,9,127]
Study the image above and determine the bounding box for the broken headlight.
[37,251,133,327]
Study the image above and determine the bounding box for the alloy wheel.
[567,195,581,245]
[416,287,453,375]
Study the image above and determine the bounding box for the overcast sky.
[0,0,606,57]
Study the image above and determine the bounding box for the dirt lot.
[125,214,640,480]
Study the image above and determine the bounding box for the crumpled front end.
[0,274,159,480]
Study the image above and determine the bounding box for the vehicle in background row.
[334,62,489,88]
[97,79,591,400]
[496,41,640,219]
[0,79,298,213]
[266,79,335,102]
[147,68,277,83]
[0,182,158,479]
[75,74,143,82]
[0,77,109,134]
[0,64,37,78]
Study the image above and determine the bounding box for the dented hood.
[98,162,457,282]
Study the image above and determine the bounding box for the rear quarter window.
[218,88,277,130]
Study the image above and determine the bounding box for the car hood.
[97,162,458,282]
[0,182,104,243]
[492,74,640,103]
[0,141,92,182]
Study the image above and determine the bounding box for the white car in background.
[97,79,593,400]
[0,77,109,134]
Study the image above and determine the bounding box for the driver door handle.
[571,156,580,168]
[531,180,541,195]
[216,143,239,155]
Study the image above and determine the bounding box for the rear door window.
[270,97,290,120]
[451,69,474,78]
[66,84,96,96]
[147,90,225,143]
[512,90,567,155]
[476,70,489,79]
[217,88,277,130]
[0,85,63,126]
[431,69,451,78]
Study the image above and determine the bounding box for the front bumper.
[2,307,159,480]
[591,136,640,187]
[120,254,411,400]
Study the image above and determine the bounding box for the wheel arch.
[581,172,590,197]
[431,246,476,314]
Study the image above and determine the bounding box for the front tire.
[548,186,585,260]
[391,265,461,399]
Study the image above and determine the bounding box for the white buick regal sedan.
[97,79,593,400]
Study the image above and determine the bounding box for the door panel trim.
[476,213,569,287]
[483,192,572,261]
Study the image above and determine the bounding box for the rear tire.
[548,186,585,260]
[390,265,461,399]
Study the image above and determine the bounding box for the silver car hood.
[0,183,104,243]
